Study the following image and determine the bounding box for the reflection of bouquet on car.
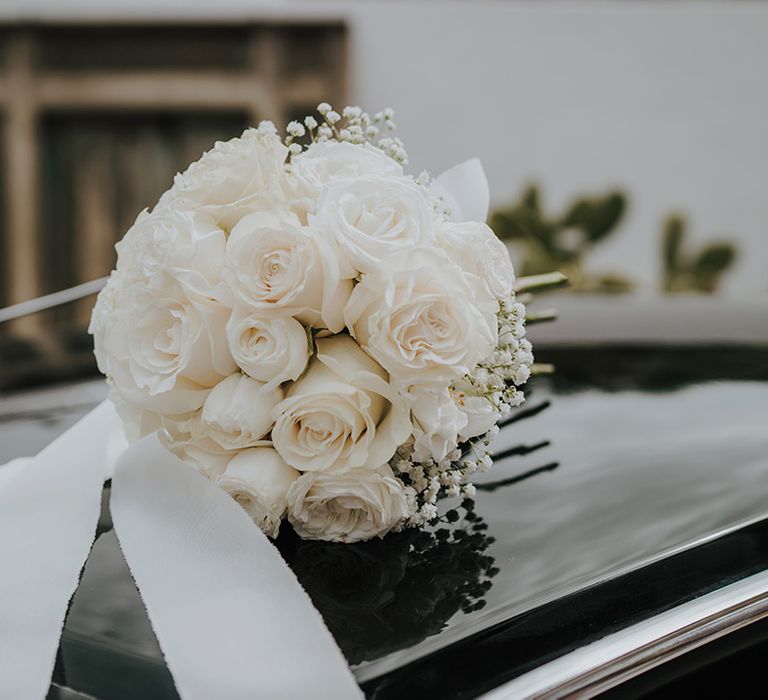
[284,501,498,665]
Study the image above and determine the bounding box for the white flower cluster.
[285,104,407,165]
[90,105,531,544]
[391,298,533,527]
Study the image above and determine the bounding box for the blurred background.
[0,0,766,393]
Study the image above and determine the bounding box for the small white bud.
[286,121,305,137]
[420,503,438,521]
[342,105,362,120]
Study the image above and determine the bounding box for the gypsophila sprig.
[285,103,409,165]
[90,103,533,544]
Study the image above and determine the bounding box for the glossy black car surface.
[2,343,766,700]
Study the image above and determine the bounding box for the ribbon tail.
[110,434,364,700]
[0,400,120,700]
[0,456,32,490]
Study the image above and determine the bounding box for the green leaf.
[691,243,736,292]
[521,184,540,213]
[695,243,736,274]
[661,215,686,291]
[561,192,626,243]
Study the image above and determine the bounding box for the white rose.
[108,385,163,443]
[437,221,516,301]
[92,278,235,415]
[271,335,411,473]
[452,380,501,441]
[224,210,352,332]
[160,128,288,231]
[289,141,402,214]
[410,388,468,463]
[160,414,235,478]
[345,248,499,388]
[226,306,310,388]
[312,174,435,276]
[159,374,280,477]
[89,270,125,375]
[115,207,226,298]
[217,447,299,538]
[286,465,411,543]
[200,373,283,450]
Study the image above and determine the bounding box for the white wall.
[3,0,767,296]
[345,2,768,297]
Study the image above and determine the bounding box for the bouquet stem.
[514,271,568,294]
[526,309,558,325]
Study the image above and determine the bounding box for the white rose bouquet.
[90,104,535,544]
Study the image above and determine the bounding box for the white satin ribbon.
[0,403,363,699]
[0,401,117,700]
[431,158,490,223]
[110,434,363,700]
[0,456,31,490]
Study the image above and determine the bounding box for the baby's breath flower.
[342,105,362,120]
[257,120,277,135]
[317,102,332,115]
[478,454,493,472]
[286,121,305,138]
[420,503,438,521]
[395,458,410,473]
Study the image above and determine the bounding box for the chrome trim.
[48,682,99,700]
[481,569,768,700]
[0,277,107,323]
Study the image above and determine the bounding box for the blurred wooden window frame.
[0,22,347,336]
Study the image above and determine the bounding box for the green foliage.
[661,215,737,293]
[561,192,625,244]
[489,184,632,293]
[491,184,739,296]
